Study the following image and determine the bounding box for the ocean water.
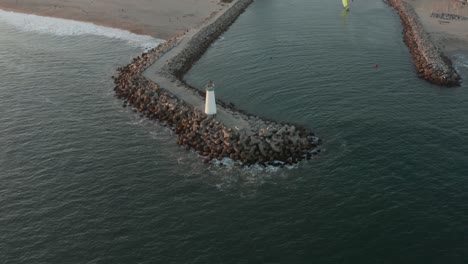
[1,0,468,263]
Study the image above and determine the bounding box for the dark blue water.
[2,0,468,263]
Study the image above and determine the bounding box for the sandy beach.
[403,0,468,55]
[0,0,229,39]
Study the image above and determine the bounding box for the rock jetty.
[113,0,320,167]
[386,0,461,87]
[160,0,253,79]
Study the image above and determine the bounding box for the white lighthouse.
[205,80,216,118]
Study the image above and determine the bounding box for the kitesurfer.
[342,0,350,11]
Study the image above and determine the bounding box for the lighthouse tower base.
[205,90,216,117]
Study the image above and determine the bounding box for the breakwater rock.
[113,0,320,166]
[113,44,320,166]
[386,0,461,87]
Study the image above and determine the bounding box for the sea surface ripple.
[2,0,468,263]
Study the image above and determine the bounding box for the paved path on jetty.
[143,3,252,131]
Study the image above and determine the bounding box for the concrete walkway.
[142,1,252,131]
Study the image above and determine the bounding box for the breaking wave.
[0,9,163,49]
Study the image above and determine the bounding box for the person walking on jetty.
[205,80,217,118]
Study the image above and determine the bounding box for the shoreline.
[113,0,321,166]
[386,0,463,86]
[0,0,228,39]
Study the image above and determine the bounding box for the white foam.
[0,9,163,49]
[208,156,300,172]
[453,54,468,79]
[459,55,468,68]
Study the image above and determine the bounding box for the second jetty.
[113,0,320,166]
[386,0,461,87]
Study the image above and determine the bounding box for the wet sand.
[0,0,229,39]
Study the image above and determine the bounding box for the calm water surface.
[2,0,468,263]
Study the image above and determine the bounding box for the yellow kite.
[342,0,349,10]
